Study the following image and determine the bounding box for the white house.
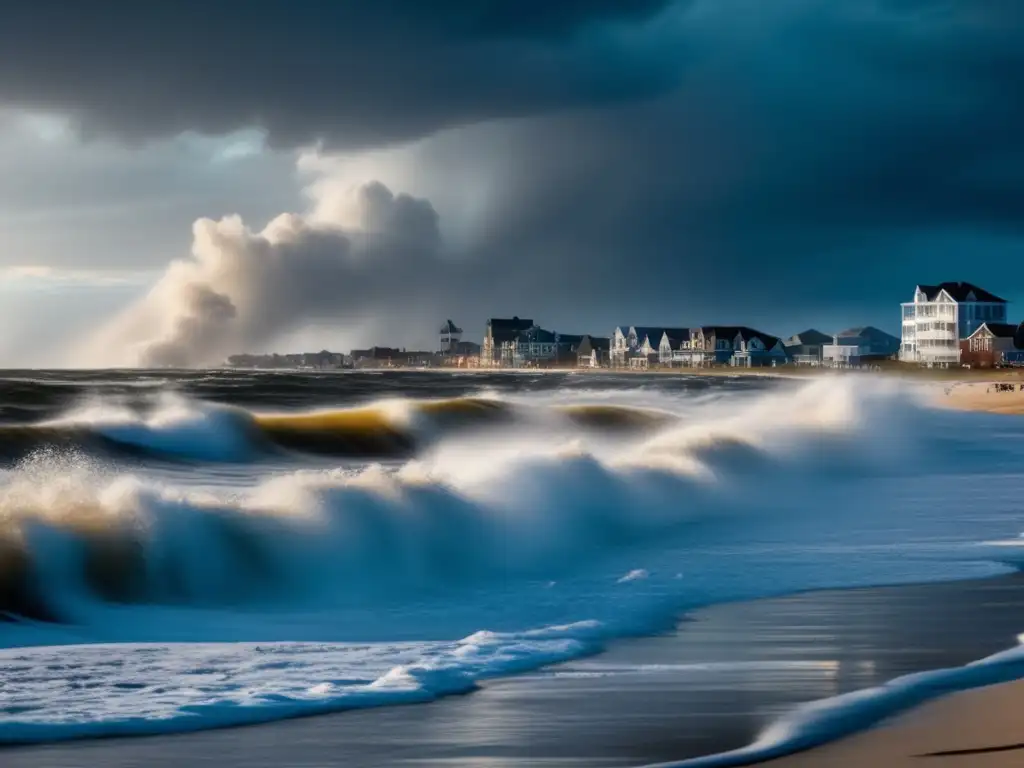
[658,330,694,366]
[611,326,687,367]
[610,326,636,367]
[900,282,1008,366]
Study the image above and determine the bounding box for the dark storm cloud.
[0,0,682,149]
[7,0,1024,358]
[429,0,1024,330]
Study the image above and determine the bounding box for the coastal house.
[503,325,585,367]
[689,326,784,366]
[658,329,693,366]
[900,282,1008,366]
[784,329,833,366]
[960,323,1024,368]
[611,326,689,367]
[689,327,735,365]
[439,320,462,354]
[554,334,585,366]
[822,327,900,367]
[730,328,788,368]
[610,326,636,367]
[503,325,556,367]
[482,317,534,366]
[577,336,610,368]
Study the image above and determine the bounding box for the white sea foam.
[0,622,599,743]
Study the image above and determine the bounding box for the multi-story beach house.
[689,327,787,367]
[658,330,693,366]
[610,326,690,367]
[482,317,533,366]
[900,282,1008,365]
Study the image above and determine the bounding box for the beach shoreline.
[7,574,1024,768]
[765,678,1024,767]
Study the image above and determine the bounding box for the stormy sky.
[1,0,1022,365]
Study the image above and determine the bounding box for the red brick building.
[960,323,1024,368]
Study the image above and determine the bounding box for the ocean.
[2,370,1024,762]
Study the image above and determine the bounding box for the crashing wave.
[0,379,919,623]
[0,394,678,462]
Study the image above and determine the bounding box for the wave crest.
[0,379,922,623]
[0,393,678,463]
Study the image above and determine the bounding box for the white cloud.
[78,165,444,367]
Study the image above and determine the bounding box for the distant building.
[554,334,585,365]
[577,336,610,368]
[482,317,534,366]
[610,326,689,367]
[452,340,481,356]
[505,325,559,366]
[350,346,404,367]
[688,326,785,367]
[610,326,635,367]
[658,329,694,366]
[439,320,462,354]
[689,326,739,365]
[785,329,833,366]
[900,282,1008,366]
[225,351,344,369]
[960,323,1024,368]
[730,328,788,368]
[822,327,900,367]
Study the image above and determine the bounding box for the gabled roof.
[515,326,557,344]
[557,334,585,347]
[440,319,462,334]
[662,328,691,344]
[786,329,833,346]
[968,322,1019,340]
[488,317,534,342]
[735,327,782,349]
[695,326,781,349]
[917,282,1006,303]
[696,325,743,338]
[578,335,611,354]
[631,327,689,345]
[630,327,664,345]
[834,326,900,343]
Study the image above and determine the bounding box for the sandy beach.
[937,380,1024,415]
[771,679,1024,766]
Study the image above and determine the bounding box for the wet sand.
[6,574,1024,767]
[770,679,1024,767]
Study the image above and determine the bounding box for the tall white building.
[900,282,1007,365]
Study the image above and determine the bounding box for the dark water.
[0,369,772,424]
